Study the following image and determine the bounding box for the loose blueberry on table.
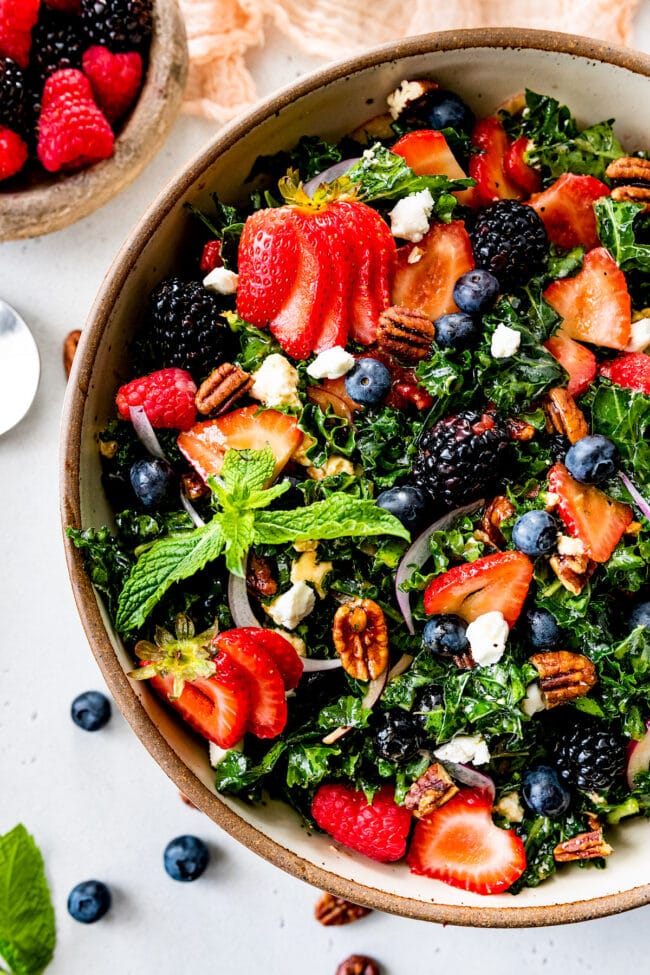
[69,75,650,898]
[67,880,111,923]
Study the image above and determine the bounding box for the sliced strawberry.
[214,629,287,738]
[544,330,597,397]
[149,656,251,748]
[599,352,650,394]
[528,173,610,250]
[543,247,631,350]
[423,551,533,627]
[177,406,303,482]
[268,217,328,359]
[407,787,526,895]
[237,207,301,326]
[391,221,474,321]
[468,116,525,207]
[392,129,476,206]
[308,203,357,352]
[225,627,304,691]
[503,136,541,196]
[548,463,633,563]
[342,201,395,345]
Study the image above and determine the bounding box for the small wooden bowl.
[0,0,188,241]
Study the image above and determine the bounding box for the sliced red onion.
[442,762,496,800]
[303,157,361,197]
[387,652,413,683]
[129,404,166,460]
[395,501,484,634]
[321,669,388,745]
[301,657,343,672]
[619,470,650,521]
[180,491,206,528]
[227,572,260,628]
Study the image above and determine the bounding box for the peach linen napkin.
[180,0,640,122]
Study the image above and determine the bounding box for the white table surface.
[3,11,650,974]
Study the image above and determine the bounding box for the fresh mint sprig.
[116,448,409,633]
[0,825,56,975]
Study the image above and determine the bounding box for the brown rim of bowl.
[61,27,650,927]
[0,0,187,241]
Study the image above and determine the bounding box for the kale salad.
[69,80,650,896]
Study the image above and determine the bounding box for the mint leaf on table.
[253,495,411,546]
[0,825,55,975]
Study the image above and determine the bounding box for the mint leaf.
[0,825,55,975]
[219,447,276,497]
[253,495,410,545]
[116,519,225,633]
[221,508,255,577]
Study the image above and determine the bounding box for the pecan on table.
[554,828,613,863]
[404,762,459,818]
[194,362,253,415]
[314,892,371,926]
[376,305,435,363]
[543,387,589,444]
[335,955,381,975]
[332,598,389,681]
[63,329,81,378]
[529,650,597,708]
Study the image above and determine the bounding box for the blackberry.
[468,200,549,287]
[412,411,510,507]
[30,12,84,83]
[81,0,153,52]
[553,715,627,793]
[0,57,27,134]
[146,276,234,379]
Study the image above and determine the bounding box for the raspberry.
[0,0,40,68]
[116,368,198,431]
[311,784,412,863]
[0,124,27,179]
[37,68,114,173]
[82,45,142,123]
[199,240,223,274]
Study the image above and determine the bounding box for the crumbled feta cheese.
[521,681,546,716]
[434,734,490,766]
[291,549,333,598]
[265,581,316,630]
[494,791,525,823]
[209,738,244,767]
[306,346,355,380]
[557,533,586,556]
[250,353,301,409]
[466,611,509,666]
[202,266,238,295]
[362,147,376,162]
[386,79,427,120]
[626,316,650,352]
[307,455,356,480]
[407,246,424,264]
[388,189,434,243]
[491,322,521,359]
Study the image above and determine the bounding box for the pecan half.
[247,553,277,599]
[314,892,371,926]
[404,762,459,818]
[543,388,589,444]
[195,362,253,415]
[611,185,650,212]
[376,305,435,363]
[549,552,597,595]
[475,495,516,549]
[182,471,210,501]
[529,650,597,707]
[335,955,381,975]
[605,155,650,182]
[63,329,81,378]
[333,598,389,681]
[553,828,613,863]
[506,416,536,441]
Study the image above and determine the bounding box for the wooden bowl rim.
[61,26,650,926]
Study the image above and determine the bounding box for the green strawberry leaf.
[0,825,56,975]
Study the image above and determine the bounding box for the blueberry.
[413,683,444,731]
[375,485,429,533]
[521,606,561,649]
[452,269,500,314]
[629,599,650,633]
[422,614,469,656]
[424,89,475,132]
[512,510,558,557]
[522,765,571,818]
[345,357,391,406]
[372,711,422,763]
[565,435,619,484]
[129,457,175,508]
[71,690,111,731]
[67,880,111,923]
[433,312,480,350]
[163,835,209,882]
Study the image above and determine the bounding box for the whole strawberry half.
[407,787,526,895]
[312,784,412,863]
[423,551,533,628]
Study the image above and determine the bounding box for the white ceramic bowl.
[61,28,650,926]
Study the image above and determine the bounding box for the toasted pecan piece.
[404,762,459,818]
[474,495,516,550]
[63,329,81,378]
[335,955,381,975]
[529,650,597,708]
[377,305,435,363]
[333,598,389,681]
[195,362,253,415]
[610,184,650,212]
[314,892,371,926]
[247,553,277,599]
[605,155,650,182]
[553,828,613,862]
[543,387,589,444]
[549,552,597,595]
